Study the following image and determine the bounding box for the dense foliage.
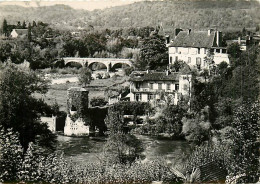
[137,31,168,70]
[0,64,56,150]
[90,97,108,107]
[0,128,179,183]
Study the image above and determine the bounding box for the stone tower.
[64,87,89,136]
[67,87,89,116]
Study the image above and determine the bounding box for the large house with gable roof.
[167,29,230,70]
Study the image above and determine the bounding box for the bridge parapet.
[62,57,133,71]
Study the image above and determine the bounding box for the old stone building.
[64,87,89,136]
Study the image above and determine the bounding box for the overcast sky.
[0,0,144,11]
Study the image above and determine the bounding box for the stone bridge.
[62,57,133,72]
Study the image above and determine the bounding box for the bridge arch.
[62,57,133,72]
[64,60,84,68]
[88,61,110,72]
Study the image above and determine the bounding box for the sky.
[0,0,144,10]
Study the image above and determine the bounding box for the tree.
[103,132,143,164]
[155,104,186,137]
[227,43,241,59]
[78,68,92,87]
[170,60,185,72]
[2,19,8,36]
[228,103,259,183]
[22,21,26,29]
[138,34,168,70]
[28,23,32,42]
[0,127,23,181]
[17,21,21,29]
[32,21,37,27]
[0,64,56,150]
[105,108,125,134]
[182,107,211,144]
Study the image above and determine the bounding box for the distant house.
[226,36,253,51]
[168,29,230,70]
[129,70,191,105]
[10,29,28,38]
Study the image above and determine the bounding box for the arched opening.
[65,61,83,69]
[111,63,132,74]
[88,62,107,71]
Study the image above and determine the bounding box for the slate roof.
[169,31,215,48]
[13,29,28,35]
[129,71,179,82]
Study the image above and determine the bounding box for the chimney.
[175,28,183,37]
[208,29,214,36]
[165,35,170,44]
[216,31,222,47]
[187,29,191,35]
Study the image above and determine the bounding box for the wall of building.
[169,46,229,68]
[169,47,208,67]
[179,75,192,96]
[10,30,18,38]
[64,115,89,136]
[40,116,56,133]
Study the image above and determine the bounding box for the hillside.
[0,0,259,31]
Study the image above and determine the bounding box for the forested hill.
[0,0,259,31]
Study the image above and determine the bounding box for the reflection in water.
[56,135,191,164]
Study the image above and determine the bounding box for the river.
[56,134,192,165]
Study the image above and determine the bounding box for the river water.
[56,135,192,165]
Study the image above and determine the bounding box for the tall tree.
[2,19,8,36]
[22,21,26,29]
[28,22,32,41]
[78,68,92,87]
[138,33,168,70]
[0,64,56,150]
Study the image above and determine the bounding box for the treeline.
[1,19,169,70]
[0,0,259,31]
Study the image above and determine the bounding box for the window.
[175,56,178,62]
[71,105,77,111]
[175,47,178,53]
[136,82,140,89]
[183,84,188,91]
[196,57,201,66]
[170,56,172,64]
[158,83,162,90]
[198,48,200,54]
[175,84,179,91]
[135,93,141,101]
[167,83,171,90]
[204,49,207,54]
[222,49,227,53]
[188,57,191,63]
[150,83,153,90]
[148,94,155,101]
[216,49,220,53]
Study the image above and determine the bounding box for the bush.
[90,97,108,107]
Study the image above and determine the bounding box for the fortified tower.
[64,87,89,136]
